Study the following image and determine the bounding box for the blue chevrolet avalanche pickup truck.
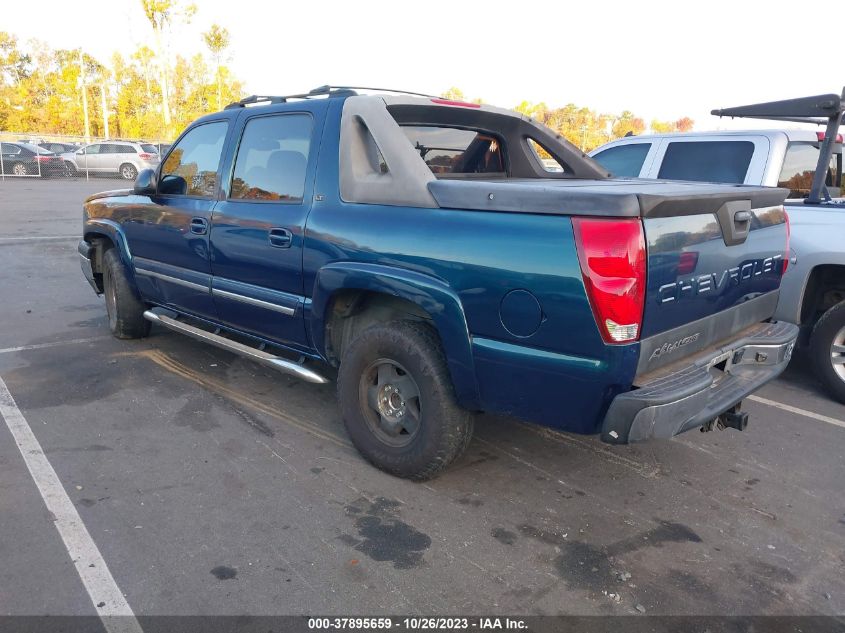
[78,86,799,479]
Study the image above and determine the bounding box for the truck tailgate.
[637,188,789,375]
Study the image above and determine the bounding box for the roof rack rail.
[308,85,437,98]
[224,95,289,110]
[712,88,845,205]
[224,86,436,110]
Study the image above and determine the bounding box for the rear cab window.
[592,143,651,177]
[657,140,754,184]
[778,141,843,198]
[400,126,505,176]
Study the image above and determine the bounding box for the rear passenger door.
[81,143,103,172]
[110,143,136,175]
[209,103,325,348]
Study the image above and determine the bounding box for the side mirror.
[159,174,187,195]
[77,149,84,155]
[133,168,158,195]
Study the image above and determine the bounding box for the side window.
[777,142,840,198]
[161,121,228,197]
[528,138,567,173]
[85,144,101,155]
[592,143,651,177]
[658,141,754,184]
[115,144,132,154]
[230,114,312,202]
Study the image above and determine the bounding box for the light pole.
[100,82,109,139]
[78,50,90,143]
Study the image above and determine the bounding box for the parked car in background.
[39,141,82,155]
[588,128,842,192]
[1,142,65,176]
[589,90,845,403]
[63,141,161,179]
[151,142,172,157]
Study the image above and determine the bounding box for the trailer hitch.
[701,403,748,433]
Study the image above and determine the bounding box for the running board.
[143,309,329,384]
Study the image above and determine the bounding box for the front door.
[124,120,230,319]
[210,107,323,348]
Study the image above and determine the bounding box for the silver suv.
[62,141,160,180]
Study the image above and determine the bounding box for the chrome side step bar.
[143,309,330,384]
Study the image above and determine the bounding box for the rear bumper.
[78,240,100,294]
[601,320,799,444]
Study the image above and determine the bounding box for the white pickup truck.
[590,91,845,403]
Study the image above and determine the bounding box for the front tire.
[337,321,474,480]
[120,163,138,180]
[810,300,845,404]
[102,248,150,339]
[11,162,28,176]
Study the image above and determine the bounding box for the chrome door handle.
[269,227,292,248]
[190,217,208,235]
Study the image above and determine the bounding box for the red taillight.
[138,152,154,160]
[572,217,646,344]
[677,251,699,276]
[816,131,844,143]
[430,98,481,108]
[782,209,790,275]
[35,155,50,162]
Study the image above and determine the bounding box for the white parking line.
[0,235,78,242]
[0,376,143,633]
[0,337,106,355]
[0,235,79,244]
[748,394,845,429]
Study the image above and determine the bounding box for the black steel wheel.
[359,358,422,447]
[337,320,474,480]
[102,248,150,339]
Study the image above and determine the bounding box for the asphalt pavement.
[0,177,843,618]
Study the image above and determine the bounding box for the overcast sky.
[3,0,836,131]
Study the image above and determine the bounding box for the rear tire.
[11,162,27,176]
[337,320,474,480]
[120,163,138,180]
[809,300,845,404]
[102,248,150,339]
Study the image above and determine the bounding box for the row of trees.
[0,6,691,151]
[443,87,694,152]
[0,0,242,142]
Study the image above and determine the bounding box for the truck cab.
[589,129,843,199]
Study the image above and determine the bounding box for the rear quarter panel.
[305,107,638,433]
